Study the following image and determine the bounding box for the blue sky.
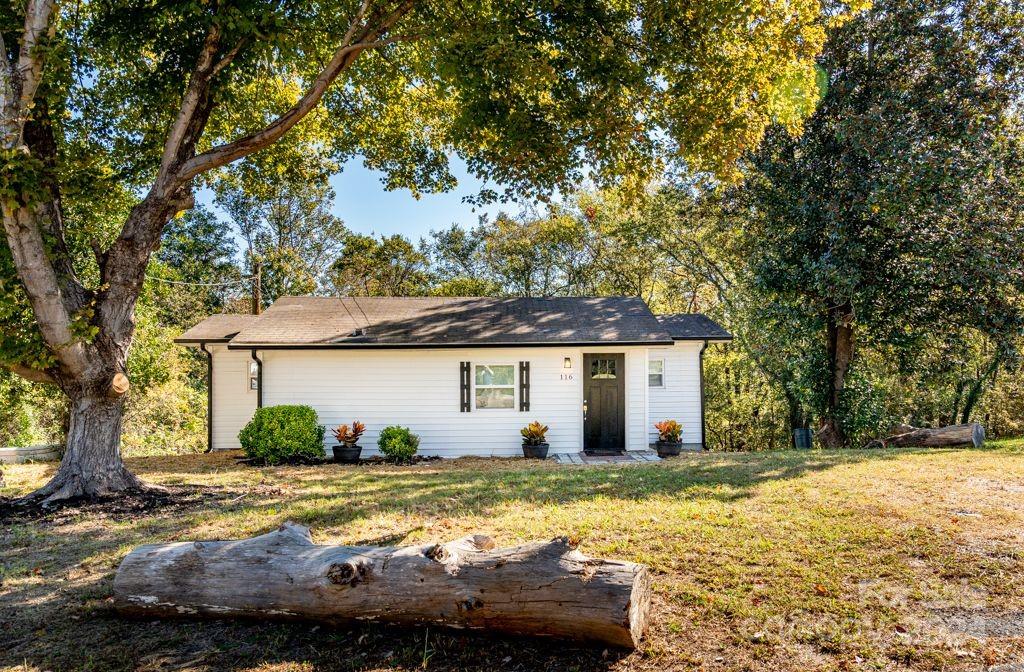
[197,155,529,245]
[329,157,507,241]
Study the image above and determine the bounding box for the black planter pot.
[522,442,550,459]
[332,444,362,463]
[655,440,683,458]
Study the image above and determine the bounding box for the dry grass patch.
[2,441,1024,671]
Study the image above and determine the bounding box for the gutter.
[199,342,213,453]
[250,349,263,408]
[699,339,709,451]
[225,339,676,350]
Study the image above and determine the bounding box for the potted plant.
[520,421,550,459]
[654,420,683,457]
[332,421,366,463]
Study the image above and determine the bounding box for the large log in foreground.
[866,422,985,449]
[113,522,651,648]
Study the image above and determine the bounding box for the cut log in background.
[865,422,985,449]
[113,522,651,649]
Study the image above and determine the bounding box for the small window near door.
[248,361,259,390]
[648,358,665,387]
[475,364,515,409]
[591,358,618,379]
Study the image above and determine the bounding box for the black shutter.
[460,361,471,412]
[519,361,530,412]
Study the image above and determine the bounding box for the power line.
[144,275,255,287]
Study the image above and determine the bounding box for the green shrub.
[122,378,205,456]
[238,405,325,465]
[377,425,420,463]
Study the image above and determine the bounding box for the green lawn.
[3,442,1024,671]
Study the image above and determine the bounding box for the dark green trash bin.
[793,428,813,449]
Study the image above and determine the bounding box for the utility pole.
[251,255,262,315]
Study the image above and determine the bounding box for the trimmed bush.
[238,405,325,465]
[377,425,420,463]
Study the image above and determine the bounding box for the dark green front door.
[583,353,625,452]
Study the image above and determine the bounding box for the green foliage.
[704,345,791,452]
[733,0,1024,442]
[0,370,65,447]
[0,148,50,209]
[154,206,242,325]
[121,378,206,457]
[217,177,346,307]
[0,373,40,446]
[330,233,430,296]
[377,425,420,463]
[238,405,326,465]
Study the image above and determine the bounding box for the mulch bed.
[0,485,232,524]
[237,454,444,467]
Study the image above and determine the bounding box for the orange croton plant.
[654,420,682,443]
[333,421,366,447]
[520,421,550,445]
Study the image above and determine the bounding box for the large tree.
[1,0,841,501]
[330,232,430,296]
[219,180,348,306]
[741,0,1024,446]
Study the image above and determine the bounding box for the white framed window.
[648,358,665,387]
[248,361,259,391]
[474,364,515,410]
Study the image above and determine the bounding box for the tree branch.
[156,22,223,181]
[23,100,89,314]
[1,205,89,377]
[5,362,56,384]
[175,1,417,184]
[96,0,415,352]
[210,37,247,78]
[10,0,56,145]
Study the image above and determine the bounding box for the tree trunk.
[959,352,1003,424]
[114,522,652,649]
[818,303,855,448]
[866,423,985,449]
[30,393,144,502]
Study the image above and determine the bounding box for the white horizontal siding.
[626,348,648,450]
[201,344,682,457]
[260,348,580,456]
[210,345,258,451]
[647,341,703,445]
[252,346,653,457]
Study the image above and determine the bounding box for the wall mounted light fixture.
[563,356,572,369]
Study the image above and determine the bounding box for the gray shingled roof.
[223,296,674,347]
[175,314,260,343]
[655,314,733,341]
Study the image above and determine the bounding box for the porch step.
[551,450,661,465]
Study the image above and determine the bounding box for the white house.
[175,296,732,457]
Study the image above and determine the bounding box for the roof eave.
[671,335,733,342]
[227,339,677,350]
[174,337,233,345]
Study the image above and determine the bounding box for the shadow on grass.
[0,447,937,672]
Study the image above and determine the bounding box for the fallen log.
[865,422,985,449]
[113,522,651,648]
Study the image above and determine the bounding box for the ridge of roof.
[229,296,672,347]
[176,298,733,348]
